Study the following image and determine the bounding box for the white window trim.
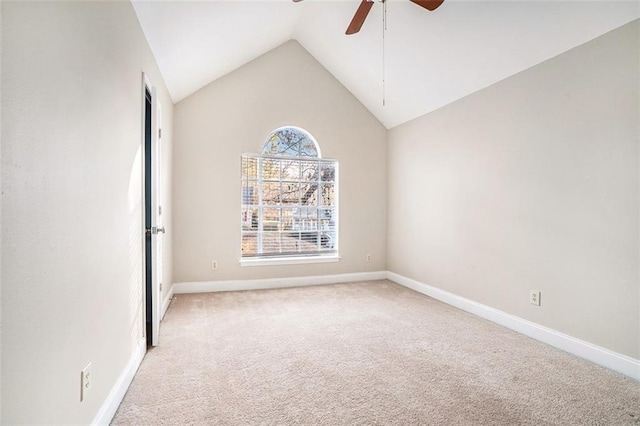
[240,157,339,261]
[240,254,341,267]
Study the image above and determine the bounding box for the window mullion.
[298,159,302,253]
[316,158,320,252]
[257,156,264,255]
[278,159,283,255]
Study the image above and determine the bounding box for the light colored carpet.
[112,280,640,425]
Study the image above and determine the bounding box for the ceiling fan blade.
[346,0,374,35]
[409,0,445,11]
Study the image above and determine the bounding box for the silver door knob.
[147,226,166,235]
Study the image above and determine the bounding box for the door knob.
[146,226,166,235]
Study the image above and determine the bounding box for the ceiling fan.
[293,0,445,35]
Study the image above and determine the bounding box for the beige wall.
[173,40,387,282]
[388,21,639,358]
[0,3,3,419]
[1,1,173,423]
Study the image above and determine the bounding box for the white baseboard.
[161,284,174,320]
[173,271,388,294]
[92,339,146,425]
[387,272,640,381]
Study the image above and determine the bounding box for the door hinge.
[158,128,162,138]
[159,205,162,216]
[159,283,163,292]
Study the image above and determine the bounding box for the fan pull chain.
[382,0,387,106]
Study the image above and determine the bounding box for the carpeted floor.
[112,280,640,425]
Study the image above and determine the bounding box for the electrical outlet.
[80,362,92,402]
[529,290,541,306]
[211,260,218,270]
[366,254,372,263]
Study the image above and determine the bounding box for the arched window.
[241,127,338,262]
[262,126,321,158]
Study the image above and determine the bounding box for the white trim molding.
[92,339,146,425]
[173,271,387,294]
[161,284,174,320]
[387,272,640,382]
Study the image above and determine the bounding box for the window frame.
[240,129,339,266]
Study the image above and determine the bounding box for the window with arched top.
[241,127,339,263]
[262,126,321,158]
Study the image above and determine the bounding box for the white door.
[151,96,163,346]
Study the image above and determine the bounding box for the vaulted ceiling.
[132,0,639,129]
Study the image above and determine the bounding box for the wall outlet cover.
[529,290,541,306]
[81,362,92,402]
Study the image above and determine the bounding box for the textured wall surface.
[173,40,388,283]
[388,21,639,358]
[1,2,173,423]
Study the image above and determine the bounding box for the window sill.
[240,255,341,267]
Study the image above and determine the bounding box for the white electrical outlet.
[529,290,541,306]
[366,254,372,262]
[211,260,218,270]
[80,362,92,402]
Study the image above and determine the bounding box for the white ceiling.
[132,0,639,129]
